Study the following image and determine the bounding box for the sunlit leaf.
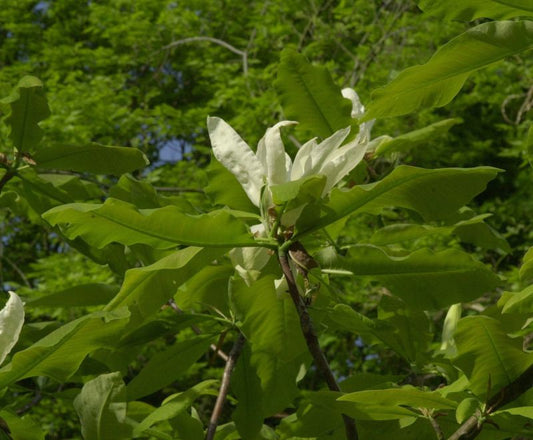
[366,21,533,119]
[418,0,533,20]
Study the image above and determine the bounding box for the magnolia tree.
[0,2,532,440]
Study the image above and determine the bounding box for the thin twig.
[168,300,229,362]
[205,333,246,440]
[278,250,358,440]
[1,255,31,288]
[162,37,248,75]
[16,391,42,415]
[447,364,533,440]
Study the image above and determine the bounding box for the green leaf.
[0,308,130,387]
[106,247,224,324]
[270,174,326,207]
[232,345,264,440]
[43,198,259,249]
[501,285,533,314]
[453,315,533,397]
[521,247,533,282]
[74,372,132,440]
[455,397,479,423]
[366,21,533,119]
[275,48,353,139]
[134,380,218,434]
[33,143,149,175]
[296,166,500,235]
[27,283,118,307]
[418,0,533,20]
[0,410,45,440]
[109,174,160,208]
[330,245,499,309]
[231,276,307,361]
[338,386,456,420]
[126,334,215,400]
[375,118,462,156]
[1,76,50,152]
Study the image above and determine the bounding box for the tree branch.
[447,363,533,440]
[205,333,246,440]
[0,170,15,193]
[163,36,249,75]
[278,249,359,440]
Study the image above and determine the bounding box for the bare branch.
[1,255,31,288]
[278,247,359,440]
[205,333,246,440]
[163,37,248,75]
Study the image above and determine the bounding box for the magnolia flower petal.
[320,139,368,194]
[0,291,24,365]
[257,120,298,185]
[291,137,317,180]
[355,119,375,144]
[309,127,351,174]
[207,116,265,206]
[341,88,365,119]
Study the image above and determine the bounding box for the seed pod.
[0,291,24,365]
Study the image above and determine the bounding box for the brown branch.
[168,300,229,362]
[205,333,246,440]
[278,250,358,440]
[0,170,15,193]
[447,363,533,440]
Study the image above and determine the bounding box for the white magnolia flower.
[0,291,24,365]
[207,88,374,210]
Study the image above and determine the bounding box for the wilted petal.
[256,120,297,185]
[319,139,368,194]
[207,116,265,206]
[0,291,24,365]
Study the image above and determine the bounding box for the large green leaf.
[338,387,456,420]
[1,76,50,152]
[126,334,215,400]
[133,380,218,435]
[34,143,149,175]
[43,198,259,249]
[74,372,132,440]
[331,245,499,310]
[375,118,462,156]
[501,285,533,314]
[520,247,533,281]
[0,410,45,440]
[366,21,533,119]
[231,276,307,361]
[107,247,224,325]
[453,315,533,397]
[275,48,353,139]
[296,165,499,236]
[0,308,130,387]
[418,0,533,20]
[27,283,119,307]
[232,346,264,440]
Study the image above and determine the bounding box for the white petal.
[355,119,375,144]
[0,291,24,365]
[320,139,368,194]
[256,120,297,185]
[291,137,317,180]
[309,127,351,174]
[342,88,365,119]
[207,116,265,207]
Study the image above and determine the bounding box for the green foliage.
[0,2,531,439]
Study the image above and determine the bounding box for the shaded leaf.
[0,410,45,440]
[26,283,119,307]
[453,315,533,397]
[520,247,533,282]
[275,48,353,139]
[74,372,131,440]
[34,143,148,175]
[366,21,533,119]
[331,245,499,309]
[1,76,50,152]
[126,334,215,400]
